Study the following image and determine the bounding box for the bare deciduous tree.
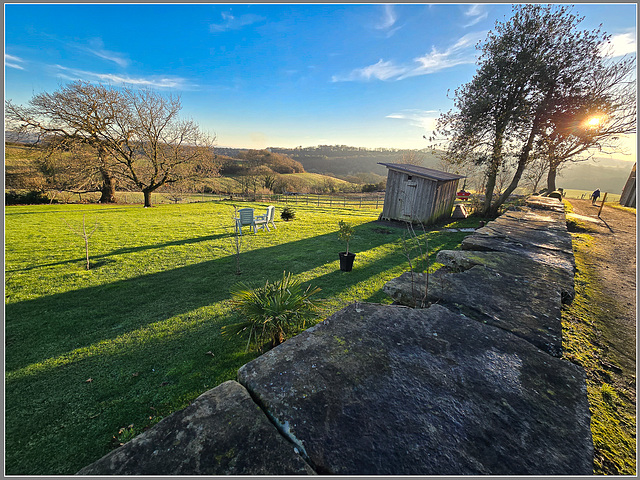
[104,88,218,208]
[6,82,219,208]
[5,82,123,202]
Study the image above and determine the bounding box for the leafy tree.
[433,5,636,214]
[535,55,636,192]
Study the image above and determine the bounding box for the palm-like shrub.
[222,272,322,351]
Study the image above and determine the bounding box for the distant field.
[3,144,362,196]
[562,189,621,202]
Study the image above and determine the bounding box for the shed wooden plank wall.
[412,175,437,221]
[381,169,404,220]
[430,179,460,223]
[381,169,460,224]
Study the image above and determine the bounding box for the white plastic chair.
[235,208,256,235]
[255,206,276,232]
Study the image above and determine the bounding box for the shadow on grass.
[6,232,232,273]
[4,206,134,216]
[5,220,470,373]
[4,221,472,475]
[4,224,392,371]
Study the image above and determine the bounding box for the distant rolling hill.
[269,146,444,177]
[7,136,634,196]
[557,157,635,194]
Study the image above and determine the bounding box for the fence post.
[598,192,608,217]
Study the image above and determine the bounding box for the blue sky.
[4,3,637,154]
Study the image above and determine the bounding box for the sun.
[586,115,605,128]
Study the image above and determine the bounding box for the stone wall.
[77,196,593,475]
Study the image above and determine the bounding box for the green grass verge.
[5,201,476,474]
[562,233,637,475]
[607,203,636,215]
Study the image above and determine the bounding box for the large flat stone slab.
[461,207,575,275]
[384,267,564,356]
[238,303,593,475]
[435,249,574,304]
[76,381,313,475]
[526,195,566,213]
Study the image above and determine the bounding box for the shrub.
[281,207,295,221]
[5,189,53,205]
[221,272,322,350]
[361,181,385,193]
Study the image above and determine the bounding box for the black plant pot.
[339,252,356,272]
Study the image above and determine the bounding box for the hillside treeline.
[219,149,305,175]
[215,145,442,179]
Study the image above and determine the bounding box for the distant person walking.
[591,188,601,204]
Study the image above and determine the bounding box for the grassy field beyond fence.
[5,200,476,475]
[562,189,621,202]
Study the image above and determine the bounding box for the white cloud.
[332,59,408,82]
[599,32,637,57]
[463,4,488,28]
[374,4,402,38]
[402,31,484,78]
[5,53,25,70]
[376,4,397,30]
[210,12,265,32]
[333,32,484,82]
[85,40,129,68]
[386,109,439,132]
[53,65,190,89]
[64,38,130,67]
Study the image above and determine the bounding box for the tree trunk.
[99,168,117,203]
[493,125,540,213]
[143,189,152,208]
[492,93,552,214]
[483,161,499,216]
[483,123,507,216]
[546,163,558,193]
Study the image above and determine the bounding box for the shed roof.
[379,163,466,182]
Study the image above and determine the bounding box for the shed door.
[402,180,417,217]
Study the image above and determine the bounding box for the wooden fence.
[176,192,387,209]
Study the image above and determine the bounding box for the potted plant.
[337,220,356,271]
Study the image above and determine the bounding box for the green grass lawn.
[5,200,476,475]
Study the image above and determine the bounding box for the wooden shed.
[379,163,465,224]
